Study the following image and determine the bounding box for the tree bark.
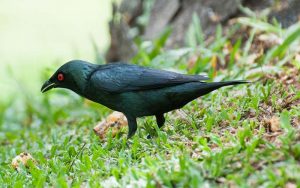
[105,0,300,62]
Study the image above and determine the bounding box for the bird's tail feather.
[212,80,250,87]
[168,80,250,108]
[195,80,250,96]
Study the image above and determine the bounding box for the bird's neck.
[69,64,99,96]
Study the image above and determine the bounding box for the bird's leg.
[126,115,137,139]
[147,114,165,139]
[156,114,165,129]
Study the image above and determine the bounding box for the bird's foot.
[146,134,152,139]
[146,131,158,139]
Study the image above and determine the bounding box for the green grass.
[1,15,300,187]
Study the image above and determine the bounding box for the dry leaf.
[93,111,128,140]
[285,182,297,188]
[269,116,281,132]
[11,152,36,170]
[187,55,198,70]
[258,33,283,47]
[263,116,281,132]
[211,55,217,77]
[295,53,300,62]
[208,10,221,23]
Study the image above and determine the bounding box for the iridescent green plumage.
[41,60,248,138]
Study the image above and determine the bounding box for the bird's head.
[41,60,97,95]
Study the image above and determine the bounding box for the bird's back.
[88,63,208,93]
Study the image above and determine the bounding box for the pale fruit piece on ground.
[11,152,36,170]
[93,111,128,140]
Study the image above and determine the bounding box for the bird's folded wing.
[89,63,208,93]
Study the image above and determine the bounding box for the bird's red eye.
[57,73,64,81]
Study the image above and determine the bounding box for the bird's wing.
[89,63,208,93]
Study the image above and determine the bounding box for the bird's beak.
[41,80,56,93]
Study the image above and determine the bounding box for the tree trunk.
[106,0,300,62]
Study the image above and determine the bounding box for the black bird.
[41,60,248,138]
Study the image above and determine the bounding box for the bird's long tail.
[168,80,250,108]
[211,80,250,88]
[195,80,250,96]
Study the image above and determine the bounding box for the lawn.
[1,14,300,187]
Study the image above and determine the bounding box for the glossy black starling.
[41,60,248,138]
